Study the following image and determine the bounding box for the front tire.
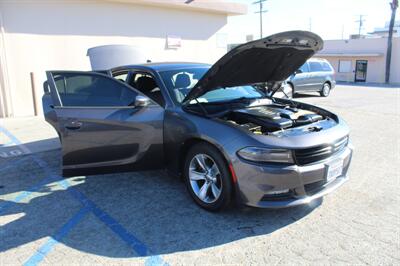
[184,143,233,211]
[320,82,331,97]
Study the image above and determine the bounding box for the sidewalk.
[336,81,400,89]
[0,116,60,158]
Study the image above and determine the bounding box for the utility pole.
[309,17,312,31]
[253,0,268,38]
[355,15,366,37]
[385,0,398,83]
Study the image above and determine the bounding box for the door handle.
[65,121,82,130]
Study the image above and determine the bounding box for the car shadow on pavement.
[0,149,322,258]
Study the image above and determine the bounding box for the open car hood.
[183,31,323,103]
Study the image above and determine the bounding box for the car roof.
[307,58,329,63]
[112,62,211,72]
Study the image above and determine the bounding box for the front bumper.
[234,144,353,208]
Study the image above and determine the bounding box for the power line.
[253,0,268,38]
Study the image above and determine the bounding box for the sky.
[226,0,400,43]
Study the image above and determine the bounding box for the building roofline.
[317,52,383,57]
[105,0,247,15]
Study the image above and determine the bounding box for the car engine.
[223,104,325,134]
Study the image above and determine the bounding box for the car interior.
[126,73,165,107]
[173,73,192,102]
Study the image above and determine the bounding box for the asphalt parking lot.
[1,84,399,265]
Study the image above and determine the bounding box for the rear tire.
[184,143,233,211]
[320,83,331,97]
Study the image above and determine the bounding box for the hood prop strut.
[270,81,297,107]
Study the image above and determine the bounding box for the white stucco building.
[317,37,400,84]
[0,0,246,118]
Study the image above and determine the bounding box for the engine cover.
[232,106,294,130]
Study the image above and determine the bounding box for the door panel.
[292,62,311,92]
[55,107,163,168]
[292,73,309,91]
[307,61,324,91]
[44,71,164,175]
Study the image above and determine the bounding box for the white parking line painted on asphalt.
[0,149,25,158]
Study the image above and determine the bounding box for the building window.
[338,60,352,73]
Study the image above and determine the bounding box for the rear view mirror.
[135,95,150,107]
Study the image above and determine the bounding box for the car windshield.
[158,67,264,104]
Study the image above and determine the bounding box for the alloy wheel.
[188,154,222,204]
[322,83,330,96]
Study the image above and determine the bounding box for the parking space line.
[145,256,167,266]
[0,126,31,154]
[58,179,149,256]
[23,207,90,266]
[0,126,168,265]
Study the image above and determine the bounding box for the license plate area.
[326,159,343,183]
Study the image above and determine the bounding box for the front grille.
[261,191,294,202]
[294,136,348,165]
[304,180,326,194]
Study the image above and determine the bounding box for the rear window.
[309,62,324,72]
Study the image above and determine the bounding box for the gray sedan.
[42,31,353,211]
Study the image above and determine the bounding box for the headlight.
[237,147,294,163]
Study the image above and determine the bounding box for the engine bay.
[223,104,329,134]
[183,98,337,136]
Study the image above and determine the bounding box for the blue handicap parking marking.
[0,125,168,265]
[0,126,30,157]
[0,148,25,158]
[0,175,59,214]
[23,207,91,266]
[58,178,149,256]
[145,255,169,266]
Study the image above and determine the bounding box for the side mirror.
[134,95,150,107]
[43,81,50,93]
[294,69,303,75]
